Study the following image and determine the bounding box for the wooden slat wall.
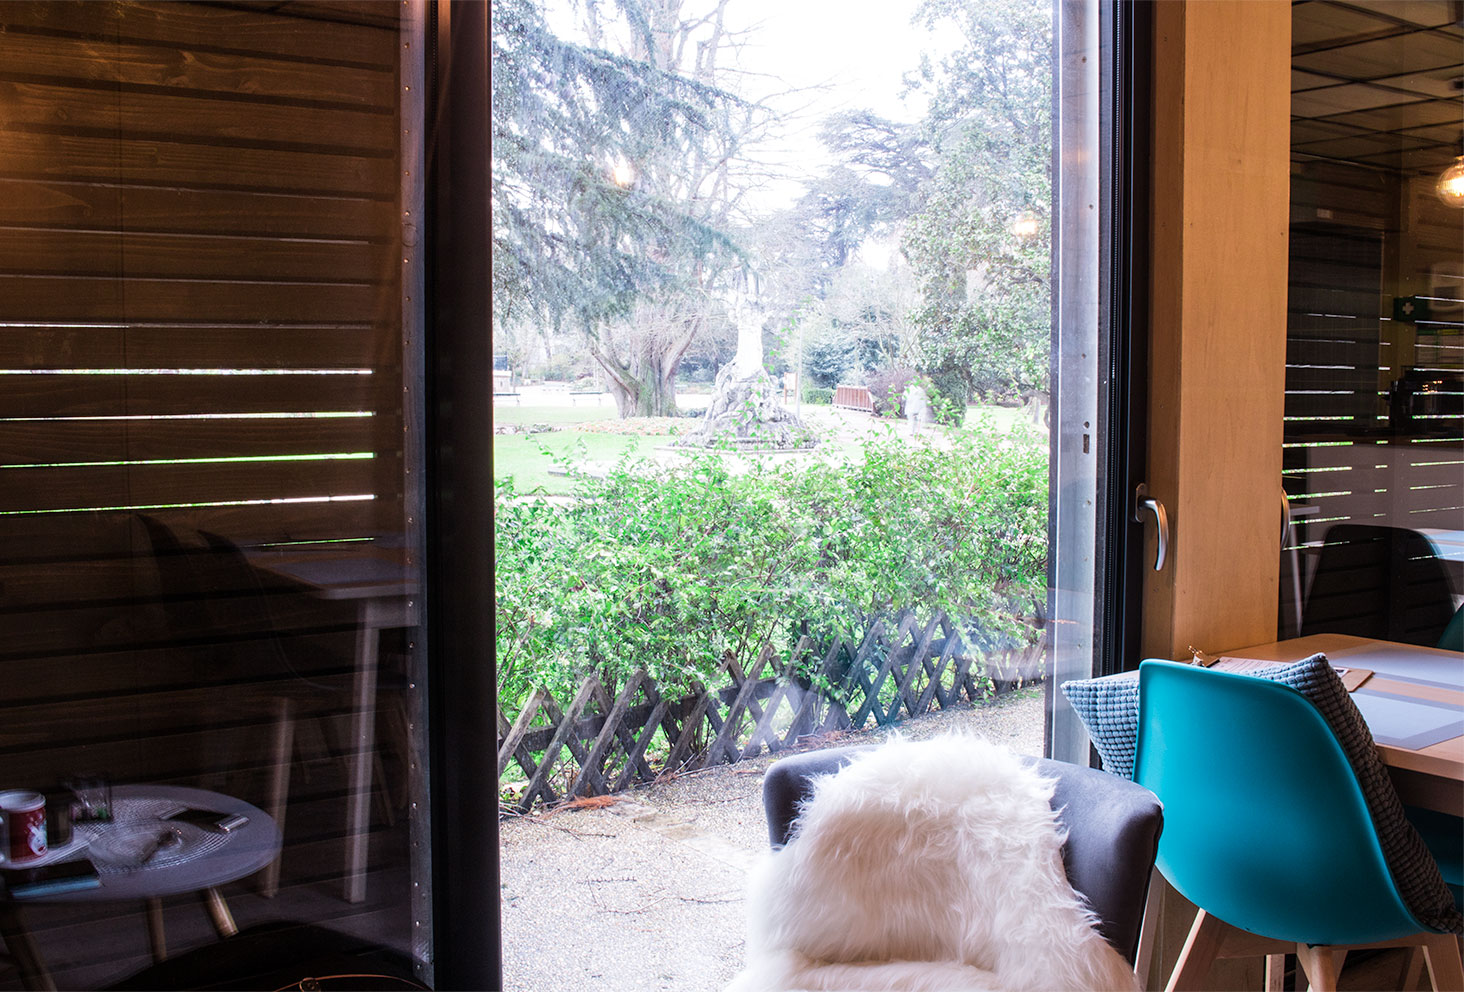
[1284,159,1464,642]
[0,2,414,984]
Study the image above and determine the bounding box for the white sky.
[544,0,954,219]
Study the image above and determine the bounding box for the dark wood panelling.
[0,6,414,969]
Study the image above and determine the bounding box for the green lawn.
[494,429,673,495]
[494,402,1041,495]
[492,403,617,426]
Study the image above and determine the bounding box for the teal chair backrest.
[1133,660,1425,945]
[1439,604,1464,652]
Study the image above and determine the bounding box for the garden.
[493,401,1049,807]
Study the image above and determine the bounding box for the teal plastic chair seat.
[1133,659,1428,946]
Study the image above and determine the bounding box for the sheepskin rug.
[726,735,1141,992]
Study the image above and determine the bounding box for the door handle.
[1133,483,1169,572]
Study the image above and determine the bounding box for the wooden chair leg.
[1401,946,1427,991]
[1166,909,1226,992]
[1297,943,1340,992]
[1265,953,1287,992]
[259,696,295,898]
[145,898,167,963]
[202,887,238,938]
[1134,869,1161,986]
[1422,933,1464,992]
[0,904,57,991]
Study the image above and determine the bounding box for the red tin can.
[0,790,48,863]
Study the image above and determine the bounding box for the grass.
[494,402,1043,495]
[494,430,672,495]
[492,403,617,426]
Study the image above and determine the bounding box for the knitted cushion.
[1060,670,1140,778]
[1065,654,1462,935]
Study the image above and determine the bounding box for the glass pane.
[1283,1,1464,645]
[494,0,1113,985]
[0,2,429,987]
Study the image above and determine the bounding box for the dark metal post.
[427,0,499,988]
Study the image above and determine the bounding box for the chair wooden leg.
[259,696,294,898]
[1422,933,1464,992]
[1134,869,1161,986]
[202,887,238,938]
[1265,953,1286,992]
[1401,947,1427,991]
[1297,943,1340,992]
[0,904,56,991]
[1166,909,1226,992]
[145,898,167,963]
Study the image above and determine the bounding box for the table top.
[244,546,419,602]
[9,785,281,903]
[1223,634,1464,807]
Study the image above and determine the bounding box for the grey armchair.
[762,745,1164,964]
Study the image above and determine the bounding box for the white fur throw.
[726,736,1141,992]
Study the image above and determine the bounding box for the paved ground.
[500,689,1047,992]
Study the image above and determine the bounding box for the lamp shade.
[1437,155,1464,208]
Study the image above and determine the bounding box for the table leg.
[344,603,382,903]
[202,887,237,937]
[0,904,56,991]
[145,898,167,963]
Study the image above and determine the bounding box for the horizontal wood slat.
[0,27,395,108]
[0,228,389,283]
[0,374,383,418]
[0,326,385,371]
[0,275,384,323]
[0,454,393,513]
[0,179,393,239]
[0,130,397,195]
[0,418,379,465]
[0,79,396,155]
[0,2,396,69]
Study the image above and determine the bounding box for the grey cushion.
[1060,670,1140,777]
[1065,654,1463,935]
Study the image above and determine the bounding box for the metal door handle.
[1133,483,1169,572]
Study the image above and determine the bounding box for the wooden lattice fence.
[497,611,1046,813]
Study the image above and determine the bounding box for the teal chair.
[1439,604,1464,653]
[1133,660,1463,992]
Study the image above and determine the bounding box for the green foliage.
[495,425,1048,708]
[901,0,1053,397]
[802,385,834,405]
[491,0,743,334]
[864,367,918,417]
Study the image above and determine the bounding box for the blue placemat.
[1351,688,1464,751]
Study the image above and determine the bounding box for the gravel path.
[500,688,1047,992]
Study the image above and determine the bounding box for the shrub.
[802,385,833,405]
[494,423,1048,710]
[864,367,918,417]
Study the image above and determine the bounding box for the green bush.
[494,424,1047,709]
[802,385,833,405]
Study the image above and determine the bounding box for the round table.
[0,785,281,991]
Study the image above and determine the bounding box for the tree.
[491,0,741,355]
[569,0,796,418]
[901,0,1052,399]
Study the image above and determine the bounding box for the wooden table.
[243,545,419,903]
[1222,633,1464,816]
